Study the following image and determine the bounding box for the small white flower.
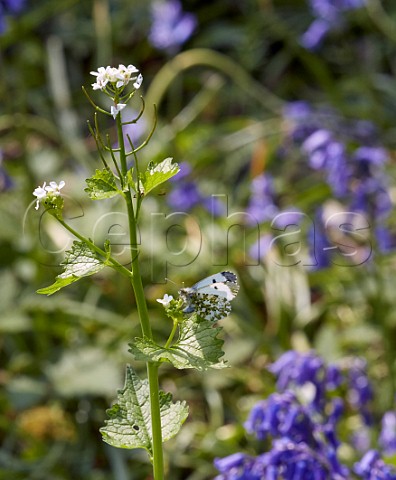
[133,73,143,90]
[110,103,127,119]
[33,182,47,210]
[156,294,174,307]
[45,180,65,196]
[90,67,109,91]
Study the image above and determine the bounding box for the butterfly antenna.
[165,277,180,287]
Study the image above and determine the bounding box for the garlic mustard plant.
[32,64,238,480]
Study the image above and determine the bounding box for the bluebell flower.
[308,208,333,269]
[267,350,328,409]
[375,226,396,254]
[215,351,396,480]
[214,453,259,480]
[346,358,373,425]
[249,234,273,263]
[0,152,13,192]
[301,18,332,51]
[380,411,396,456]
[351,426,372,454]
[168,164,225,215]
[244,392,318,447]
[168,181,202,211]
[0,0,25,33]
[354,449,396,480]
[302,130,349,196]
[301,0,364,50]
[246,174,278,225]
[149,0,197,54]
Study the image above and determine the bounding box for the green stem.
[116,113,164,479]
[164,320,178,349]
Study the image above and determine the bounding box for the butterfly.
[179,271,239,322]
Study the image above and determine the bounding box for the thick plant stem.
[116,114,165,480]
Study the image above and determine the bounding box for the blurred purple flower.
[301,0,364,50]
[0,0,25,33]
[354,450,396,480]
[380,412,396,456]
[0,152,13,192]
[170,162,191,182]
[249,234,273,262]
[168,165,225,215]
[351,427,372,454]
[214,453,258,480]
[308,208,333,269]
[268,350,329,409]
[215,350,396,480]
[149,0,197,54]
[244,391,317,446]
[346,358,373,425]
[376,226,396,254]
[168,181,202,211]
[246,174,278,225]
[301,18,331,50]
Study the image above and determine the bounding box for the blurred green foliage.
[2,0,396,478]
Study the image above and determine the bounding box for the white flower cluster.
[90,64,143,92]
[33,180,65,210]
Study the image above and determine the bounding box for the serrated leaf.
[85,168,120,200]
[100,366,188,453]
[129,317,227,370]
[37,241,105,295]
[139,158,179,194]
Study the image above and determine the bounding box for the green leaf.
[100,366,188,453]
[37,241,105,295]
[129,317,227,371]
[85,168,120,200]
[139,157,179,195]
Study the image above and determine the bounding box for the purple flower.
[202,195,226,217]
[0,152,13,192]
[0,0,25,33]
[214,453,259,480]
[149,0,197,54]
[354,147,388,167]
[376,226,396,253]
[255,439,348,480]
[246,174,278,225]
[168,168,225,215]
[308,209,333,270]
[351,427,372,453]
[170,162,191,182]
[268,350,328,409]
[346,358,373,424]
[354,450,396,480]
[380,412,396,456]
[249,234,273,262]
[301,0,363,50]
[244,392,318,447]
[168,181,202,211]
[301,18,331,50]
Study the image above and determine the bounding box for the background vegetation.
[2,0,396,478]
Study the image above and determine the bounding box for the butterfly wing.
[179,271,239,320]
[191,271,239,301]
